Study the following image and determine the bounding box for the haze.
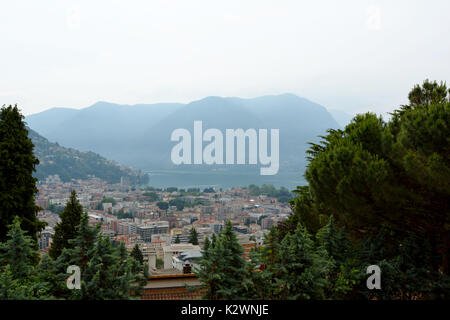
[1,0,449,117]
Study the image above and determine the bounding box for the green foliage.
[196,221,249,299]
[115,209,133,219]
[248,184,293,203]
[294,80,450,275]
[0,217,47,299]
[29,128,149,185]
[44,213,147,300]
[156,258,164,269]
[101,197,117,205]
[142,192,159,202]
[189,227,199,245]
[0,216,39,278]
[49,190,84,260]
[131,244,144,265]
[275,224,332,299]
[277,80,450,299]
[156,201,169,211]
[169,198,185,211]
[0,105,45,244]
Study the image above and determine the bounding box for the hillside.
[28,128,149,185]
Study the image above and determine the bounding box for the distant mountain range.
[26,94,345,186]
[28,128,148,184]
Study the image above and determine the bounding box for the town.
[35,174,292,299]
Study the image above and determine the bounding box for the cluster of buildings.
[36,175,291,277]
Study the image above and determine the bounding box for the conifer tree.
[316,216,350,266]
[131,243,144,265]
[196,234,221,299]
[0,265,32,300]
[80,233,133,299]
[189,227,199,245]
[276,224,332,300]
[126,242,149,296]
[197,220,248,299]
[254,227,283,299]
[0,105,45,243]
[49,190,84,259]
[67,213,99,274]
[316,216,361,299]
[0,216,39,279]
[0,217,40,299]
[202,236,211,259]
[174,234,181,244]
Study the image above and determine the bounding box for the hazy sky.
[1,0,449,117]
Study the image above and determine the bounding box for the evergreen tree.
[276,224,332,300]
[0,105,45,243]
[67,213,99,274]
[0,264,33,300]
[196,234,221,299]
[131,244,144,265]
[189,227,199,245]
[0,216,40,299]
[197,220,248,299]
[49,190,84,259]
[301,80,450,275]
[79,233,133,300]
[316,216,350,266]
[174,234,181,244]
[254,227,283,299]
[316,216,361,299]
[0,216,39,279]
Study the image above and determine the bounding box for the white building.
[172,250,202,272]
[162,244,201,269]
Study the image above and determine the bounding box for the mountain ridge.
[26,94,342,186]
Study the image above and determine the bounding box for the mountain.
[138,94,340,171]
[26,101,183,164]
[28,128,149,184]
[26,94,341,187]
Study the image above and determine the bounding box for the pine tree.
[174,234,181,244]
[276,224,332,300]
[0,216,40,299]
[49,190,84,259]
[202,236,211,259]
[67,213,99,274]
[196,234,221,299]
[126,242,149,296]
[131,244,144,265]
[316,216,361,299]
[316,216,350,266]
[0,216,39,279]
[189,227,199,245]
[0,105,45,243]
[197,220,248,299]
[80,233,133,300]
[254,227,282,299]
[0,264,32,300]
